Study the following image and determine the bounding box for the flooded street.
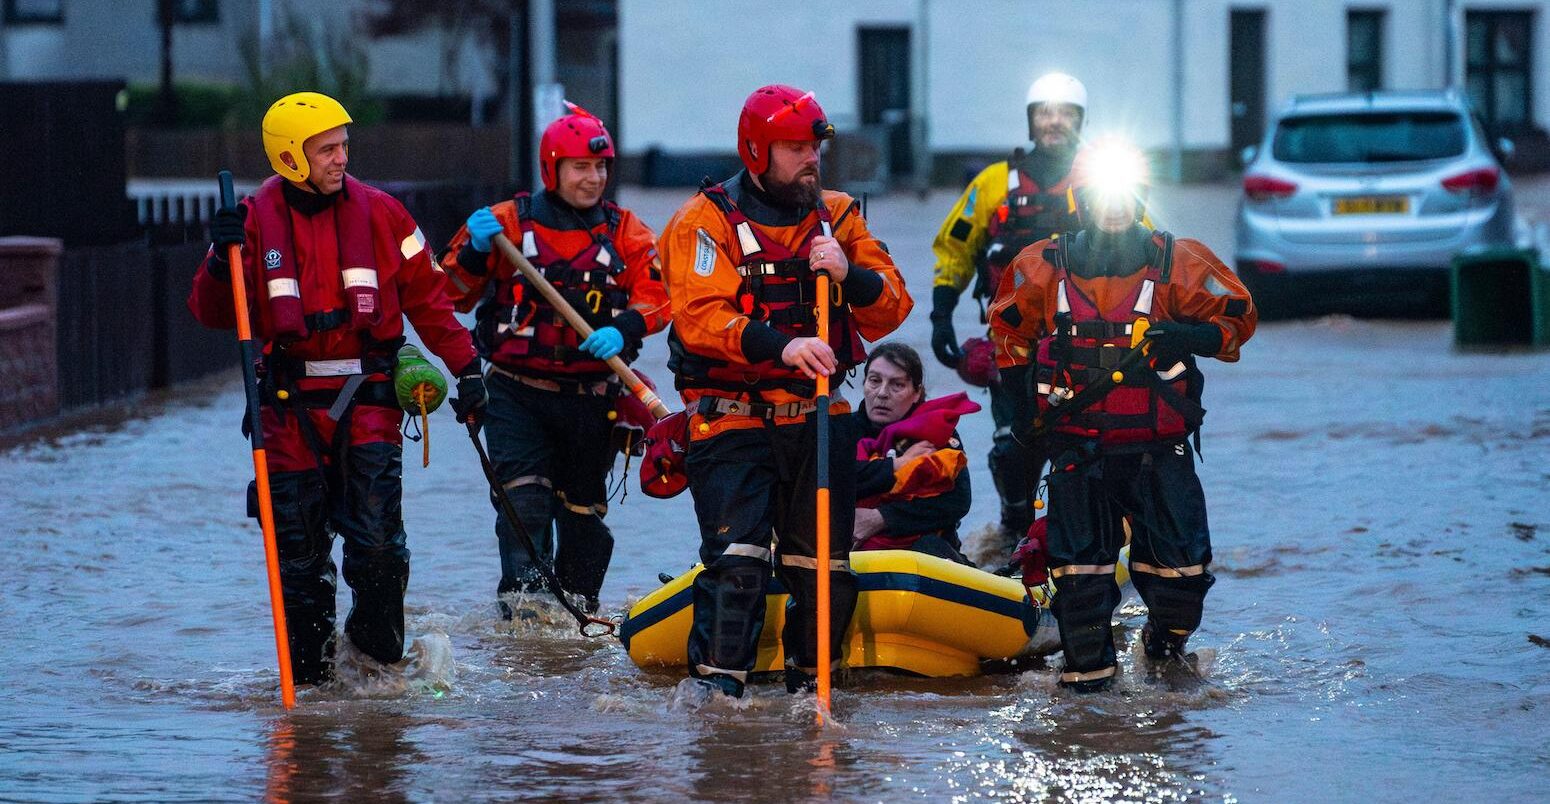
[3,185,1549,801]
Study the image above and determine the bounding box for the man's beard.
[762,168,822,207]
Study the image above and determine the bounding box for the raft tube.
[619,548,1132,678]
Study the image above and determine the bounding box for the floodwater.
[3,187,1549,801]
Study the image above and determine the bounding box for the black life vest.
[1033,230,1204,448]
[977,152,1079,301]
[669,182,866,397]
[475,192,631,377]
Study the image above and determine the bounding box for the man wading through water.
[189,92,485,685]
[928,72,1090,566]
[659,85,912,699]
[989,138,1256,691]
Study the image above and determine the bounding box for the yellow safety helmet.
[261,92,353,183]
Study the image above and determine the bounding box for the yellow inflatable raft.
[619,548,1132,678]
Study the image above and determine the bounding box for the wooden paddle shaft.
[489,232,670,420]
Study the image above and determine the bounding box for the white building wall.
[619,0,1550,161]
[619,0,919,154]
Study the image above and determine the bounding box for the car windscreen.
[1272,112,1466,163]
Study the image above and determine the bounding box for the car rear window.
[1272,112,1466,163]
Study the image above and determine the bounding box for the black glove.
[930,285,964,369]
[210,204,248,251]
[1144,321,1222,366]
[206,205,248,283]
[450,360,488,425]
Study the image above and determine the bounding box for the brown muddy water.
[4,186,1549,800]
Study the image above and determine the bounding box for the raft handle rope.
[461,417,618,638]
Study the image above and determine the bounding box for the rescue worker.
[989,138,1256,691]
[441,105,670,617]
[661,85,912,698]
[852,343,974,565]
[928,72,1089,563]
[190,91,486,685]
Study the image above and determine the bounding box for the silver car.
[1234,89,1517,316]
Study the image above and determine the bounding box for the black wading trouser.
[684,414,858,696]
[1045,440,1214,691]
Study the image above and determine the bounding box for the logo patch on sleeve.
[694,229,717,277]
[264,249,282,270]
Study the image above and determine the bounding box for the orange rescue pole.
[217,170,295,709]
[813,221,835,724]
[489,232,671,420]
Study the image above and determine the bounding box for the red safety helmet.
[539,102,615,191]
[737,84,835,175]
[956,337,1001,388]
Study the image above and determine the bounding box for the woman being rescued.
[851,342,981,565]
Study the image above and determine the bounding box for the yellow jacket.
[930,161,1014,294]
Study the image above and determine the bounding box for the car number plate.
[1333,196,1409,215]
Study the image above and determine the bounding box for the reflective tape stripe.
[1156,361,1186,381]
[1130,561,1206,578]
[1037,383,1073,400]
[303,359,363,377]
[723,543,772,562]
[1134,279,1155,314]
[1007,170,1020,192]
[502,475,552,490]
[400,226,427,259]
[1050,563,1116,578]
[556,491,606,517]
[342,268,378,289]
[993,425,1013,438]
[735,222,761,257]
[522,231,538,258]
[1056,279,1070,314]
[695,664,747,682]
[267,278,300,299]
[779,555,850,571]
[1059,665,1116,683]
[596,248,612,267]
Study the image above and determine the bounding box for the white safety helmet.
[1025,72,1087,139]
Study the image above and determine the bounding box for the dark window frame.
[1347,9,1385,92]
[3,0,64,25]
[1465,10,1535,135]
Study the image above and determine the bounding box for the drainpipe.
[1443,0,1460,89]
[257,0,271,79]
[1169,0,1184,182]
[913,0,932,191]
[530,0,559,187]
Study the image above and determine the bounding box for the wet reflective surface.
[4,188,1550,800]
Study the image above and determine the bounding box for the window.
[1347,10,1385,92]
[1272,112,1466,164]
[3,0,63,24]
[1466,11,1535,135]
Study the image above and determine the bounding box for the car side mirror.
[1495,137,1516,164]
[1239,145,1259,166]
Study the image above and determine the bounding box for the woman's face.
[863,357,924,425]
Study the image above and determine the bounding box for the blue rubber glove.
[578,327,625,360]
[466,207,503,252]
